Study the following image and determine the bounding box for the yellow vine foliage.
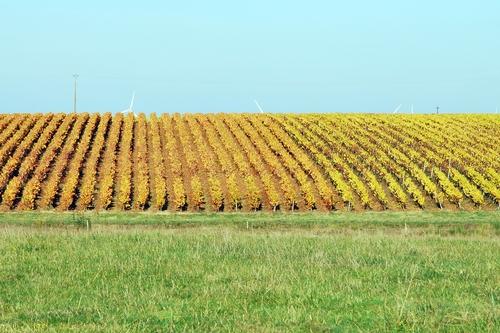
[0,113,496,212]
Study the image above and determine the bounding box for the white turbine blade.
[393,104,402,114]
[130,91,135,110]
[254,99,264,113]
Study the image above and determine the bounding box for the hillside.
[0,113,498,212]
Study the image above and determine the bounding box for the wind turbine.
[254,99,264,114]
[410,104,414,114]
[121,91,137,116]
[392,104,402,114]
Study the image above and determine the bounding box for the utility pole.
[73,74,79,113]
[435,106,440,114]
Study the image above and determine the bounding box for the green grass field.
[0,211,499,332]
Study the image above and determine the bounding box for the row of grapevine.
[268,116,338,209]
[37,113,90,209]
[195,115,242,210]
[173,114,202,209]
[185,115,224,211]
[355,117,459,207]
[161,115,186,210]
[376,117,488,206]
[148,114,167,210]
[0,113,497,211]
[1,114,70,208]
[0,114,27,147]
[292,116,370,209]
[297,116,385,208]
[318,117,409,208]
[115,113,134,209]
[246,116,318,210]
[357,118,460,207]
[343,118,427,208]
[336,115,426,208]
[0,114,52,194]
[0,115,14,134]
[97,113,123,209]
[206,115,262,210]
[223,116,283,210]
[133,114,149,209]
[288,116,389,209]
[57,114,99,210]
[16,115,76,209]
[408,118,499,204]
[0,114,38,169]
[76,113,111,209]
[409,117,499,169]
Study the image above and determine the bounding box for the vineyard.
[0,113,498,212]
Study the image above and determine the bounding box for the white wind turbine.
[254,99,264,114]
[121,91,137,116]
[392,104,414,114]
[392,104,402,114]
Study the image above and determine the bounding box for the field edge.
[0,210,498,229]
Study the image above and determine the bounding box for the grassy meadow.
[0,211,498,332]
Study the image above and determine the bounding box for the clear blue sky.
[0,1,499,113]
